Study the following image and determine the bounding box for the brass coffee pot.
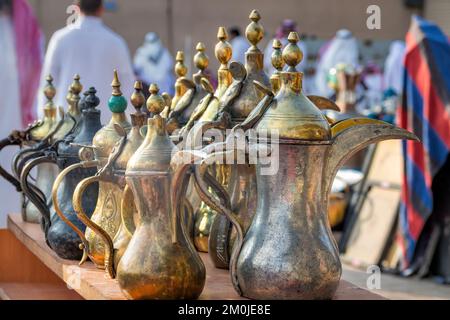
[194,32,418,299]
[87,114,205,299]
[53,70,132,266]
[2,75,59,223]
[71,81,156,270]
[199,10,270,268]
[21,86,101,259]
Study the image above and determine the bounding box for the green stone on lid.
[108,69,127,113]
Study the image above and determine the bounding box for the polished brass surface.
[108,115,205,299]
[270,39,284,94]
[193,32,418,300]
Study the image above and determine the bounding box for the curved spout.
[323,118,419,199]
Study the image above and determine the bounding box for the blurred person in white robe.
[384,40,406,96]
[0,0,43,227]
[37,0,135,124]
[134,32,174,96]
[229,26,248,65]
[315,29,359,98]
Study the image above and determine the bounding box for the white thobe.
[37,16,135,124]
[0,15,21,227]
[230,36,249,65]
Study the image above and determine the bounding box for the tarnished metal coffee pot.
[71,81,158,271]
[194,32,418,299]
[21,86,101,259]
[52,70,131,265]
[88,114,205,299]
[2,75,60,223]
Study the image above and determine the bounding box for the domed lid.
[255,32,331,141]
[92,70,131,160]
[126,114,176,174]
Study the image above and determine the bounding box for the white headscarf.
[383,40,406,95]
[314,29,359,97]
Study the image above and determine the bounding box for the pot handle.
[73,174,116,278]
[52,159,99,265]
[20,155,57,239]
[0,136,23,191]
[193,149,244,295]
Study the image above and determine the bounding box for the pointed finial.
[130,81,145,113]
[215,27,232,70]
[146,83,165,114]
[111,69,122,96]
[245,10,264,51]
[108,70,127,113]
[271,39,285,73]
[283,32,303,72]
[43,75,56,102]
[130,81,147,127]
[194,42,209,72]
[69,74,82,111]
[85,87,100,110]
[70,74,83,96]
[174,51,188,78]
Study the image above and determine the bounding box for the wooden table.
[1,214,385,300]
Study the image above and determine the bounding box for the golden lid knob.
[215,27,232,69]
[146,83,165,114]
[130,81,145,112]
[194,42,209,72]
[245,10,264,51]
[283,32,303,72]
[175,51,188,78]
[70,74,83,96]
[271,39,284,71]
[43,75,56,101]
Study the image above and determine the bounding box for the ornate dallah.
[194,32,418,299]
